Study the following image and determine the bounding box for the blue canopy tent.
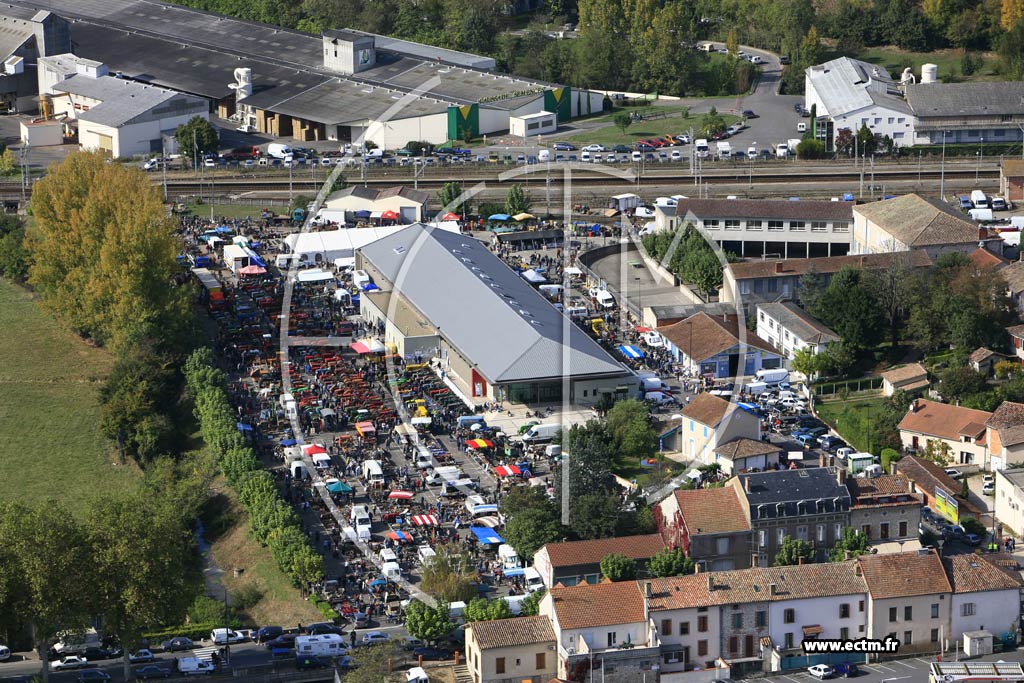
[618,344,644,360]
[472,504,498,515]
[355,210,372,218]
[488,213,511,221]
[471,527,505,545]
[503,567,525,577]
[327,481,353,494]
[281,438,297,446]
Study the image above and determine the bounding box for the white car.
[670,150,682,161]
[52,655,89,671]
[808,665,834,679]
[983,481,995,495]
[983,474,995,485]
[129,649,155,663]
[641,331,663,347]
[634,206,655,218]
[582,144,606,152]
[750,55,764,64]
[362,631,391,645]
[0,644,9,661]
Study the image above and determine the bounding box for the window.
[893,132,904,139]
[784,609,795,624]
[756,611,767,627]
[536,653,546,670]
[607,632,617,647]
[725,220,741,231]
[874,117,882,124]
[680,621,690,636]
[833,222,849,232]
[899,521,908,537]
[962,603,976,617]
[887,117,895,124]
[732,613,743,628]
[841,627,849,640]
[729,636,739,654]
[835,523,843,540]
[698,640,708,656]
[784,632,794,649]
[717,537,730,554]
[777,528,786,545]
[796,525,808,541]
[496,657,505,675]
[931,629,940,643]
[790,221,806,231]
[904,606,912,621]
[931,604,939,618]
[840,604,850,618]
[759,312,765,322]
[889,607,898,622]
[811,221,828,232]
[705,220,720,229]
[903,630,913,645]
[898,117,906,123]
[880,522,890,540]
[859,600,865,612]
[748,220,763,230]
[861,524,871,538]
[768,220,784,231]
[817,525,825,543]
[662,619,672,636]
[698,616,709,632]
[759,530,767,547]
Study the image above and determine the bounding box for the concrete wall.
[950,590,1020,641]
[867,594,949,654]
[995,470,1024,537]
[362,112,448,148]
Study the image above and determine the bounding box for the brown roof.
[880,363,928,386]
[644,561,867,611]
[675,198,853,222]
[943,553,1023,594]
[969,347,998,364]
[858,549,952,599]
[728,250,932,280]
[1002,159,1024,177]
[1001,261,1024,295]
[854,194,979,247]
[658,312,777,362]
[680,392,733,427]
[713,437,784,461]
[846,474,923,509]
[541,534,666,569]
[376,185,431,204]
[468,615,556,650]
[550,580,646,630]
[674,486,751,535]
[1008,323,1024,339]
[986,401,1024,447]
[969,248,1006,270]
[898,398,992,442]
[895,456,981,514]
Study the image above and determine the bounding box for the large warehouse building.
[0,0,603,149]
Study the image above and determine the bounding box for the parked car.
[983,481,995,495]
[77,672,111,683]
[160,637,194,652]
[833,662,859,677]
[0,644,9,662]
[129,650,156,664]
[265,634,298,650]
[135,665,173,680]
[582,144,606,152]
[296,655,332,670]
[674,134,691,144]
[52,656,89,671]
[307,623,344,636]
[780,55,792,64]
[413,646,451,660]
[82,648,115,662]
[254,626,283,644]
[553,142,576,151]
[992,197,1009,211]
[808,665,834,679]
[944,468,963,480]
[965,533,983,546]
[613,144,632,153]
[361,631,391,645]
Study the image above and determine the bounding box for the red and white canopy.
[388,490,414,500]
[411,514,439,526]
[494,465,522,477]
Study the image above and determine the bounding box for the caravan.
[361,460,385,487]
[295,634,348,658]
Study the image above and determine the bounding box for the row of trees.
[184,349,325,595]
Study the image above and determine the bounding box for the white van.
[380,547,398,564]
[971,189,989,209]
[776,143,789,158]
[417,545,437,565]
[595,290,615,309]
[53,629,101,655]
[295,634,347,658]
[498,544,522,570]
[755,368,790,385]
[361,460,385,487]
[267,143,292,159]
[695,139,710,159]
[521,423,561,443]
[743,381,768,396]
[350,504,371,527]
[211,628,246,645]
[523,567,545,592]
[565,305,588,318]
[177,657,215,676]
[503,593,530,615]
[969,208,993,222]
[538,149,551,162]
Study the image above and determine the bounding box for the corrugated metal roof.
[53,73,204,127]
[907,81,1024,118]
[807,57,912,117]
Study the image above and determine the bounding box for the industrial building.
[0,0,602,149]
[356,224,635,405]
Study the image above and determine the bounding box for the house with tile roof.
[531,534,666,588]
[755,302,839,362]
[852,194,984,259]
[943,553,1023,643]
[655,487,752,571]
[1003,262,1024,317]
[846,474,923,550]
[713,438,784,476]
[465,615,557,683]
[880,363,929,397]
[896,455,981,522]
[969,347,1005,376]
[658,312,784,379]
[898,398,992,468]
[1008,324,1024,364]
[730,467,851,566]
[858,549,952,654]
[675,393,761,466]
[985,401,1024,469]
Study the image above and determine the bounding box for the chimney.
[644,581,653,597]
[910,399,920,413]
[855,563,862,576]
[845,550,853,560]
[769,583,778,595]
[744,476,751,493]
[707,575,714,592]
[797,556,804,566]
[860,256,867,267]
[837,468,848,485]
[775,262,784,274]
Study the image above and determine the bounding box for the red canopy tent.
[303,444,327,456]
[494,465,522,477]
[411,514,439,526]
[388,490,414,500]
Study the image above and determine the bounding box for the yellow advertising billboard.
[934,486,960,524]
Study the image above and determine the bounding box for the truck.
[755,368,790,385]
[498,544,522,571]
[53,629,101,655]
[266,143,293,159]
[775,142,789,158]
[520,423,561,444]
[295,634,348,658]
[694,139,710,159]
[177,658,215,676]
[716,141,731,160]
[350,504,371,528]
[311,208,346,226]
[609,193,641,212]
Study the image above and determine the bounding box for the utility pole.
[940,130,948,200]
[162,138,168,201]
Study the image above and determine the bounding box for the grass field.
[815,396,887,454]
[184,201,285,221]
[0,280,139,513]
[561,109,740,148]
[848,46,999,81]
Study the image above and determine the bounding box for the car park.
[808,665,834,679]
[52,656,89,671]
[553,142,576,151]
[135,665,172,680]
[77,672,111,683]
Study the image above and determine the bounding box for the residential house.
[657,198,853,259]
[994,469,1024,537]
[658,312,783,379]
[985,401,1024,470]
[542,581,660,683]
[532,534,666,588]
[968,247,1007,272]
[1007,324,1024,364]
[713,438,784,476]
[730,467,851,567]
[1001,159,1024,203]
[465,615,557,683]
[898,398,992,467]
[655,487,752,571]
[721,251,933,313]
[969,348,1003,376]
[880,363,929,397]
[755,302,839,361]
[896,455,981,522]
[943,553,1023,642]
[846,474,923,550]
[858,549,952,654]
[851,194,983,258]
[1003,264,1024,317]
[676,393,761,465]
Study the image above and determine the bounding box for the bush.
[796,139,826,159]
[143,622,221,643]
[880,448,901,473]
[962,518,986,536]
[311,597,340,622]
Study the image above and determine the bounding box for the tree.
[614,112,633,135]
[938,366,987,401]
[405,599,457,644]
[796,139,826,159]
[791,347,825,380]
[816,267,882,350]
[174,116,219,167]
[726,29,740,56]
[921,439,953,466]
[569,492,622,540]
[647,547,696,577]
[606,399,656,460]
[867,253,912,347]
[699,107,727,137]
[829,527,870,561]
[464,597,513,622]
[798,266,826,316]
[520,588,546,616]
[856,123,877,156]
[834,128,855,157]
[774,535,815,566]
[420,544,478,603]
[0,148,17,175]
[600,553,638,581]
[505,184,530,215]
[437,181,468,217]
[502,498,562,561]
[1003,0,1024,30]
[688,249,723,296]
[880,448,901,473]
[798,26,822,67]
[559,421,617,502]
[0,214,28,282]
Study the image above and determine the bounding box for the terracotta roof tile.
[898,399,992,442]
[969,248,1006,270]
[674,486,751,535]
[542,534,666,569]
[550,581,646,630]
[846,474,922,509]
[713,437,784,460]
[895,456,981,515]
[680,392,733,428]
[943,553,1023,594]
[969,347,998,364]
[658,312,777,363]
[858,549,951,599]
[468,615,556,650]
[880,363,928,385]
[728,250,932,280]
[986,401,1024,447]
[854,194,979,247]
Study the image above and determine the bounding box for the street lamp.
[749,142,756,188]
[635,276,642,322]
[940,130,949,200]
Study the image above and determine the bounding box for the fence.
[812,376,882,399]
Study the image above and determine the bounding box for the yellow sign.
[934,486,960,524]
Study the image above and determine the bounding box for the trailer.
[609,193,641,212]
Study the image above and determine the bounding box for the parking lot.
[760,650,1024,683]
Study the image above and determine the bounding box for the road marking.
[874,664,897,672]
[895,661,917,669]
[915,659,932,665]
[782,675,804,683]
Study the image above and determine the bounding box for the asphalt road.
[762,649,1024,683]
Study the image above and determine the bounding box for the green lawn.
[0,280,139,513]
[848,46,999,81]
[560,110,740,148]
[815,396,887,455]
[184,201,276,221]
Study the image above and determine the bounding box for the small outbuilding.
[509,110,556,138]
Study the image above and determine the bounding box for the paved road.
[763,650,1024,683]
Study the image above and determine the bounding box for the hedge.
[143,622,220,643]
[311,598,340,622]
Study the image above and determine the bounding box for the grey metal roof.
[349,30,496,70]
[806,57,912,117]
[906,81,1024,118]
[359,225,630,384]
[0,13,33,62]
[756,302,838,345]
[52,73,202,127]
[737,468,851,519]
